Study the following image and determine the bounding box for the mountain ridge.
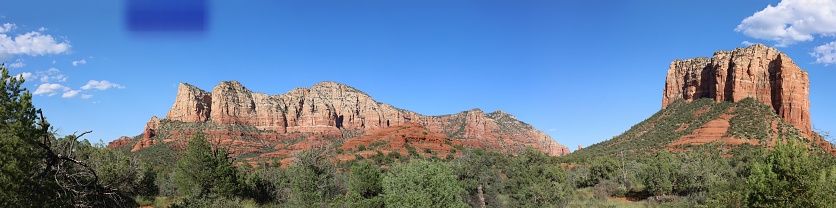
[114,80,569,158]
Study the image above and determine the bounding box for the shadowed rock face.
[662,44,811,135]
[138,81,569,156]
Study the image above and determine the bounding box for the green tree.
[0,65,139,207]
[746,137,836,207]
[348,161,384,207]
[287,149,341,206]
[174,132,241,198]
[0,65,65,207]
[501,148,572,207]
[641,150,677,196]
[382,160,467,208]
[452,148,503,207]
[349,161,382,199]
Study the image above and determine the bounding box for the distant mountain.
[571,44,832,159]
[109,81,568,164]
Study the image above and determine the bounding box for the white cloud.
[0,23,15,33]
[8,58,24,68]
[80,94,92,99]
[62,90,79,98]
[37,27,47,32]
[548,128,556,132]
[55,74,66,82]
[811,41,836,65]
[0,31,71,60]
[34,68,66,83]
[81,80,124,90]
[34,83,69,96]
[741,41,757,46]
[735,0,836,47]
[15,72,33,81]
[72,59,86,66]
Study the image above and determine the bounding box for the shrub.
[382,160,468,207]
[348,161,382,199]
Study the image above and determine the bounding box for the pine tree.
[174,132,241,198]
[0,65,68,207]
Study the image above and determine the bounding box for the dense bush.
[382,160,468,208]
[747,137,836,207]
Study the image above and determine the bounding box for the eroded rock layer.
[662,44,811,134]
[140,81,568,156]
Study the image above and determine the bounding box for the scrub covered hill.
[567,97,831,160]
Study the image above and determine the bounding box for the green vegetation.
[567,98,793,161]
[174,132,242,198]
[0,65,154,207]
[747,138,836,207]
[382,160,467,208]
[4,60,836,208]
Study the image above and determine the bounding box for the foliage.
[727,98,775,141]
[568,98,732,160]
[0,65,143,207]
[174,132,242,198]
[451,148,504,207]
[287,148,342,206]
[501,148,573,207]
[0,65,65,207]
[349,161,382,199]
[406,145,419,158]
[746,137,836,207]
[381,160,467,208]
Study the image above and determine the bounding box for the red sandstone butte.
[139,81,569,156]
[662,44,811,135]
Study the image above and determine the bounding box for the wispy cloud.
[81,80,125,90]
[8,58,24,68]
[741,41,757,46]
[80,94,92,99]
[736,0,836,47]
[35,68,67,83]
[72,59,86,66]
[811,41,836,65]
[0,23,15,33]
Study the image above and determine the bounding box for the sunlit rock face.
[142,81,570,156]
[663,44,811,134]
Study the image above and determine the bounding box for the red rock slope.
[662,44,811,135]
[130,81,569,156]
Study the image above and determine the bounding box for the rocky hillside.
[662,44,811,135]
[113,81,568,162]
[570,44,832,159]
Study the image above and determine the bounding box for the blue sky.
[2,0,835,151]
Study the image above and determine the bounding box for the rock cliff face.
[662,44,811,134]
[165,84,212,122]
[143,81,568,156]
